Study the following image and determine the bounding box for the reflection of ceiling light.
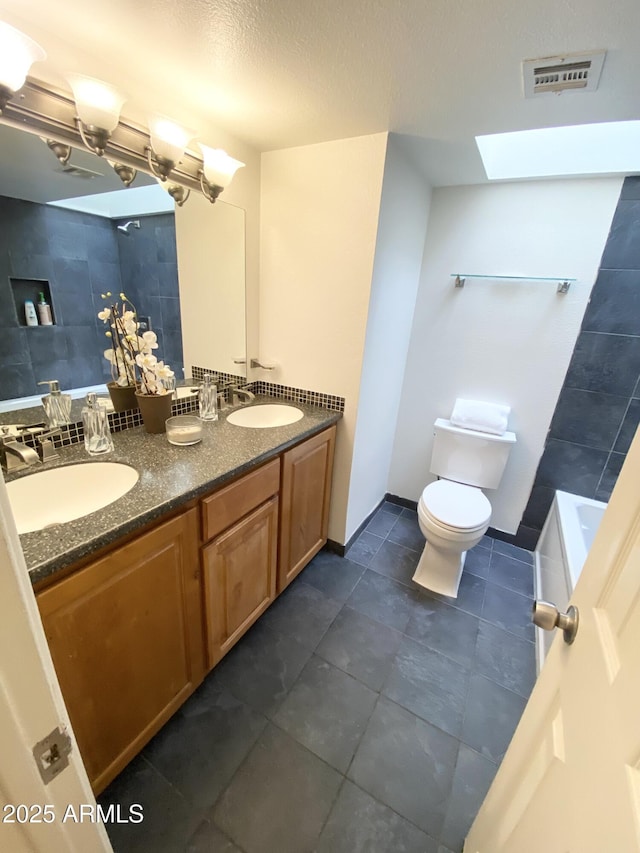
[0,20,244,204]
[0,20,45,111]
[476,121,640,180]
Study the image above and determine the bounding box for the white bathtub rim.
[554,490,607,591]
[534,489,607,674]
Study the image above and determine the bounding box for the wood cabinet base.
[37,509,204,794]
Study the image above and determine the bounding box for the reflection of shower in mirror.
[117,219,141,234]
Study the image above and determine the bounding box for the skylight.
[476,121,640,180]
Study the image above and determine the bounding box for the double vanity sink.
[5,400,333,584]
[6,404,304,536]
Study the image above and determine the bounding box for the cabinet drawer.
[201,458,280,541]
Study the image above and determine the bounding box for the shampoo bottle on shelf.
[37,292,53,325]
[24,300,38,327]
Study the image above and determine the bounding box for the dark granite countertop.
[8,398,341,586]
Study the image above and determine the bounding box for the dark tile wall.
[521,176,640,543]
[115,213,183,381]
[0,198,182,400]
[0,198,120,399]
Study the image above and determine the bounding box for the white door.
[0,477,112,853]
[466,427,640,852]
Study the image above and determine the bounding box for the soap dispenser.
[82,392,114,455]
[198,373,218,421]
[39,380,72,427]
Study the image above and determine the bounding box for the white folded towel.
[450,398,511,436]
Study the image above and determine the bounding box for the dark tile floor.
[99,502,537,853]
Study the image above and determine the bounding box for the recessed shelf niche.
[9,278,56,326]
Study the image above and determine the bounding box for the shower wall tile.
[563,331,640,396]
[581,269,640,335]
[521,176,640,546]
[595,453,625,502]
[536,439,609,497]
[549,388,627,450]
[521,485,555,531]
[620,176,640,201]
[600,200,640,270]
[0,197,181,401]
[613,399,640,454]
[0,328,29,365]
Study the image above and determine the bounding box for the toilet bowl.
[413,479,491,597]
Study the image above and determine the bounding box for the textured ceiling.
[0,0,638,185]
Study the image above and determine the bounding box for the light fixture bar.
[0,78,210,194]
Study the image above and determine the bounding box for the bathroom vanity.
[23,405,338,794]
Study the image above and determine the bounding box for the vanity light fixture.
[198,143,245,203]
[43,137,72,166]
[166,183,191,207]
[108,160,137,187]
[156,177,190,206]
[66,74,126,156]
[0,20,244,205]
[146,115,196,181]
[0,20,46,111]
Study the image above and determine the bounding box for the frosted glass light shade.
[148,115,196,163]
[0,21,46,94]
[67,74,126,132]
[198,144,245,187]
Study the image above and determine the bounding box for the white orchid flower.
[142,331,159,349]
[98,308,111,322]
[136,353,158,370]
[155,362,174,380]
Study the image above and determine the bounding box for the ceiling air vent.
[523,50,606,97]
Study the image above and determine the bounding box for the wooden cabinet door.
[36,508,204,794]
[203,496,278,669]
[278,425,336,592]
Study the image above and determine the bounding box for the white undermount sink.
[226,404,304,428]
[6,462,139,534]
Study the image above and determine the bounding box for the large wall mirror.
[0,123,246,414]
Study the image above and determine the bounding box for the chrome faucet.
[36,428,61,462]
[0,434,41,472]
[232,387,255,405]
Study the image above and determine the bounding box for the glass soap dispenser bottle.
[198,373,218,421]
[82,392,114,455]
[39,380,72,427]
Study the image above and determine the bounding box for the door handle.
[532,600,579,644]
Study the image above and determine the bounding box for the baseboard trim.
[326,495,389,556]
[487,524,540,552]
[384,492,418,511]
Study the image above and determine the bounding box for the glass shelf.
[451,274,575,293]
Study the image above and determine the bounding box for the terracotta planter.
[107,382,138,413]
[135,392,174,434]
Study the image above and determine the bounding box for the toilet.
[413,418,516,598]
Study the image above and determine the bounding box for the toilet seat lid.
[421,480,491,530]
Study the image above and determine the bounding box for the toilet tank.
[430,418,516,489]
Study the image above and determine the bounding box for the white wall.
[389,178,623,533]
[178,198,247,376]
[176,142,261,377]
[345,136,432,540]
[259,133,389,543]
